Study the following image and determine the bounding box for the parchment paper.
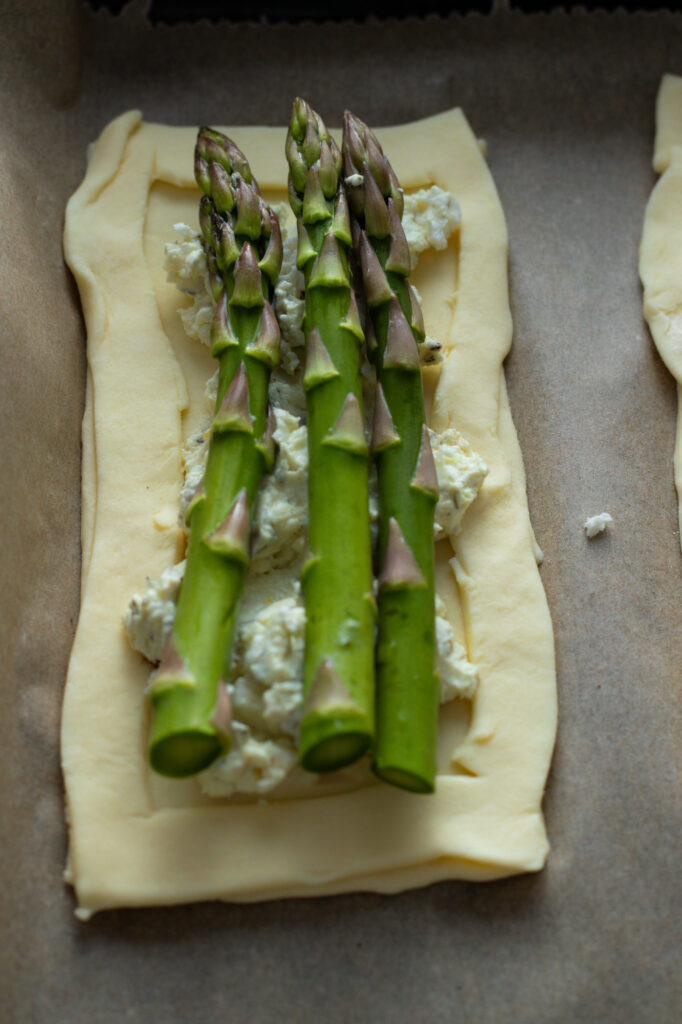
[1,2,680,1021]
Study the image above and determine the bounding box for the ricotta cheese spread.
[401,186,462,264]
[271,203,306,373]
[124,560,185,664]
[430,428,489,540]
[250,408,308,573]
[130,192,485,797]
[164,223,212,347]
[584,512,613,538]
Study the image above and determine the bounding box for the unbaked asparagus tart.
[62,102,556,914]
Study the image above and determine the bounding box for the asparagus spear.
[148,128,282,778]
[285,99,376,773]
[343,111,439,793]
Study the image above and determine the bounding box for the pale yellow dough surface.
[640,73,682,541]
[62,108,557,916]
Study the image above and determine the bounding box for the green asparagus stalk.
[148,128,283,778]
[343,112,439,793]
[286,99,376,773]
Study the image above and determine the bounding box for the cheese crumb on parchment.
[129,191,479,797]
[584,512,613,538]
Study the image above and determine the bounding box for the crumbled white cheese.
[435,597,478,701]
[429,428,489,539]
[179,429,209,516]
[231,675,263,731]
[200,721,298,798]
[251,409,308,573]
[201,596,305,795]
[230,596,306,737]
[272,204,305,370]
[237,597,306,694]
[584,512,613,538]
[402,187,461,263]
[179,297,213,348]
[123,561,185,663]
[164,223,212,347]
[164,223,206,291]
[177,369,220,516]
[420,335,443,365]
[204,368,219,408]
[262,681,304,740]
[267,368,307,421]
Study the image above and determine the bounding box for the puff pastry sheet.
[641,74,682,542]
[62,108,557,916]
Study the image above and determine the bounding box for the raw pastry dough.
[640,74,682,542]
[62,108,557,916]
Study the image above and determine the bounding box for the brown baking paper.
[2,1,680,1020]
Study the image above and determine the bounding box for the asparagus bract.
[286,99,376,773]
[148,128,282,778]
[343,112,439,794]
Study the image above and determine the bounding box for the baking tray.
[1,2,680,1020]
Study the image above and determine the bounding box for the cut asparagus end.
[299,714,372,774]
[371,760,435,795]
[149,692,226,778]
[299,660,373,772]
[150,731,224,779]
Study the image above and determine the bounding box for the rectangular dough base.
[62,108,557,917]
